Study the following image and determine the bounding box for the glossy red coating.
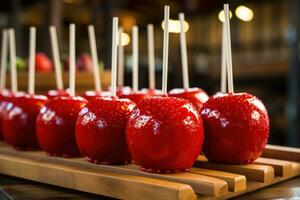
[0,90,11,139]
[2,94,47,150]
[141,88,162,96]
[168,88,209,112]
[45,89,69,99]
[126,96,204,173]
[0,91,25,139]
[36,96,87,157]
[119,91,150,104]
[81,90,111,101]
[200,93,269,164]
[107,86,131,96]
[76,97,135,164]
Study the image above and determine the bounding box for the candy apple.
[200,93,269,164]
[35,52,52,72]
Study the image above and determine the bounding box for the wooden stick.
[28,27,36,95]
[0,30,8,90]
[223,4,234,93]
[221,21,227,93]
[162,6,170,95]
[8,29,18,93]
[69,24,76,97]
[110,17,118,97]
[132,26,139,92]
[88,25,101,92]
[147,24,155,89]
[49,26,64,90]
[179,13,189,90]
[118,27,124,87]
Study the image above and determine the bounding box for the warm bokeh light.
[235,6,254,22]
[161,19,189,33]
[118,32,130,46]
[218,10,232,22]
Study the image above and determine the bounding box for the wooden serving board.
[0,142,299,200]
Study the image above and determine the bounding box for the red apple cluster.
[0,79,270,173]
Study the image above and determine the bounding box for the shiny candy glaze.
[0,91,25,139]
[36,96,87,157]
[45,89,69,99]
[2,94,47,150]
[126,96,204,173]
[200,93,269,164]
[0,90,12,139]
[119,91,150,104]
[81,90,111,101]
[107,86,132,96]
[141,88,162,96]
[76,97,136,164]
[168,88,209,112]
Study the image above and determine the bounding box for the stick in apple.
[49,26,64,90]
[162,6,170,95]
[221,20,227,93]
[28,27,36,95]
[110,17,118,97]
[0,30,8,90]
[179,13,189,90]
[118,27,124,87]
[69,24,76,97]
[132,26,139,92]
[88,25,101,92]
[224,4,234,93]
[147,24,155,90]
[8,29,18,93]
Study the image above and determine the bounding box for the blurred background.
[0,0,299,147]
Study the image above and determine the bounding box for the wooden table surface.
[0,175,299,200]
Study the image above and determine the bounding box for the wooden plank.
[255,157,293,177]
[263,144,300,162]
[0,143,228,197]
[0,154,196,200]
[189,168,246,192]
[120,164,228,197]
[196,156,275,183]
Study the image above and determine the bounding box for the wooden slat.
[0,154,196,200]
[0,143,228,197]
[263,145,300,162]
[189,168,246,192]
[120,165,228,197]
[196,156,275,183]
[291,162,300,176]
[255,157,293,177]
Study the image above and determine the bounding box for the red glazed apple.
[0,90,11,139]
[0,91,26,138]
[200,93,269,164]
[168,88,209,111]
[2,94,47,150]
[45,89,69,99]
[126,96,204,173]
[35,52,52,72]
[36,96,87,157]
[119,90,150,104]
[76,97,135,164]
